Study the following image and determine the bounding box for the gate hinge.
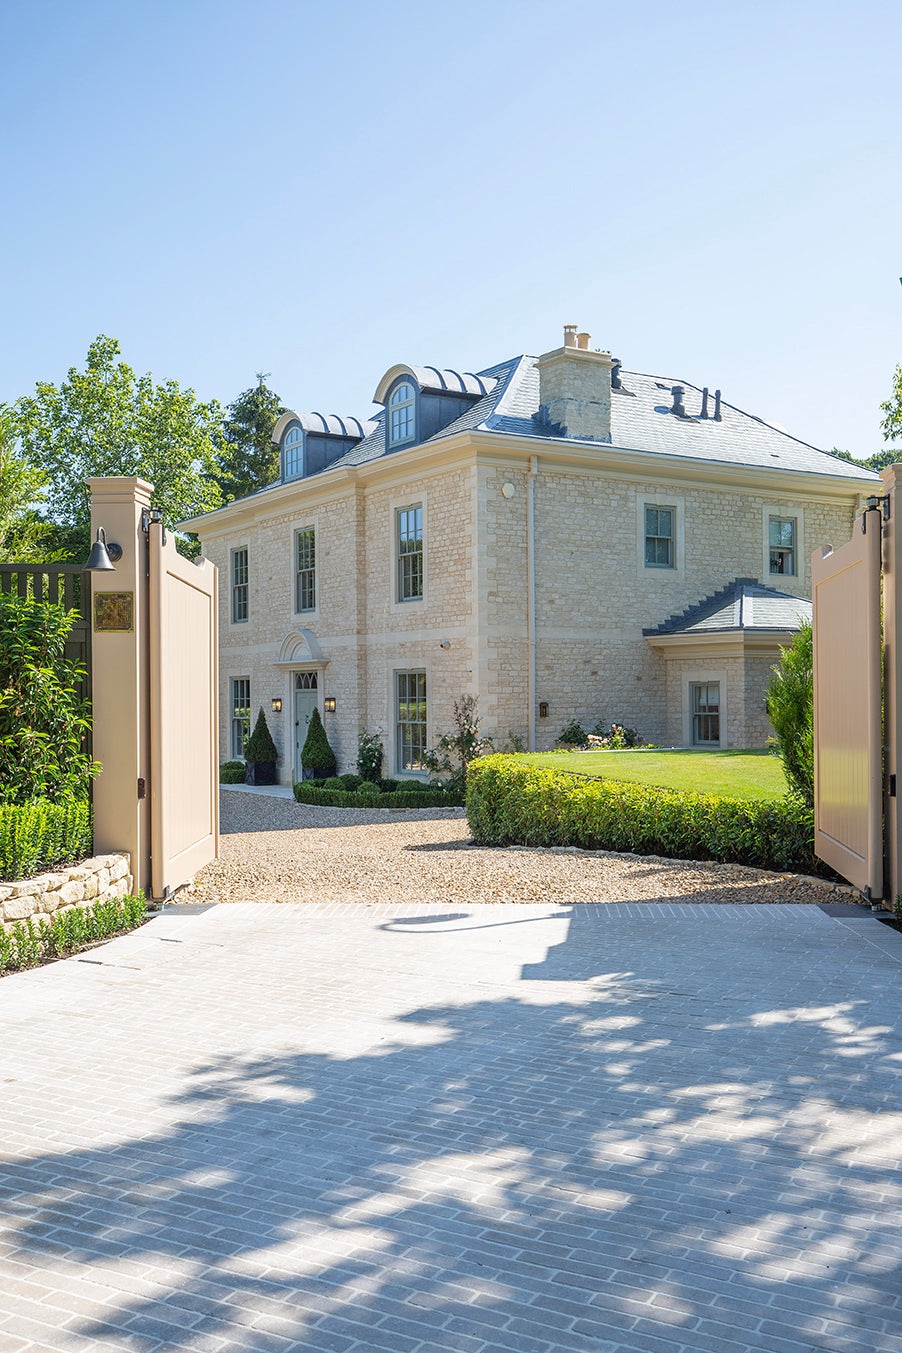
[890,774,897,798]
[137,777,146,799]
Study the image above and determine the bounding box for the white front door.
[294,686,319,782]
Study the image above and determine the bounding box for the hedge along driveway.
[467,755,818,875]
[520,747,789,801]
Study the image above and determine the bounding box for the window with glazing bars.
[645,506,675,568]
[389,382,415,445]
[231,677,251,758]
[396,670,427,772]
[283,426,304,481]
[769,516,796,575]
[691,682,720,745]
[295,527,315,612]
[397,505,423,601]
[231,547,248,622]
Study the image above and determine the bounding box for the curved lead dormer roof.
[272,410,377,443]
[373,364,497,405]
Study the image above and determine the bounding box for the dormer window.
[389,383,415,446]
[283,425,304,481]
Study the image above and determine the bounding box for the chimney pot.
[714,389,722,421]
[700,387,709,418]
[577,331,590,350]
[563,324,578,347]
[671,386,686,417]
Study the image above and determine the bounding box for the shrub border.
[293,784,464,809]
[0,893,148,977]
[466,755,822,876]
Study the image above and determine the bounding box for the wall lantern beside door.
[271,698,282,713]
[323,697,337,713]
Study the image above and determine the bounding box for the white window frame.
[230,676,251,759]
[389,382,416,447]
[231,546,249,624]
[395,669,428,774]
[294,526,316,614]
[680,666,728,748]
[762,505,804,583]
[637,492,684,579]
[283,425,304,482]
[644,503,676,569]
[396,502,424,604]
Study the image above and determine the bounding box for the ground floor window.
[231,677,251,758]
[396,670,427,772]
[691,681,720,745]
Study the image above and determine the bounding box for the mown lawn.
[518,748,789,802]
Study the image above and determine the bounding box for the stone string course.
[0,853,133,930]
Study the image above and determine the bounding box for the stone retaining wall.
[0,854,133,930]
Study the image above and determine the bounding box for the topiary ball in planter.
[301,706,336,780]
[244,708,279,786]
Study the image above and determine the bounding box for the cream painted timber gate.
[149,520,219,900]
[812,502,883,899]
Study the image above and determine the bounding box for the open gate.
[148,521,219,900]
[812,503,883,898]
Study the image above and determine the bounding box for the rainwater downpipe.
[527,455,538,752]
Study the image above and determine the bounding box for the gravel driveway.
[186,788,843,907]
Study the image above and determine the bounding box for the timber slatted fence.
[0,565,92,751]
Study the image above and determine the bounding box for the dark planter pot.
[245,761,278,786]
[302,764,336,781]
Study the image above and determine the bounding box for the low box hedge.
[0,893,147,976]
[466,755,820,875]
[220,761,246,784]
[0,799,93,883]
[293,784,464,809]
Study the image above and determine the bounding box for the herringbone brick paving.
[0,900,900,1352]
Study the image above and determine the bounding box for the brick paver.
[1,901,900,1352]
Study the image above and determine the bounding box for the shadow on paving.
[3,906,902,1353]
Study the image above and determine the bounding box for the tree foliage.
[215,374,285,503]
[16,336,224,549]
[0,405,66,562]
[766,621,813,808]
[0,593,98,805]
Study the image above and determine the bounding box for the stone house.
[181,326,879,782]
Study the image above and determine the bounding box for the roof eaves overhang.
[644,629,799,655]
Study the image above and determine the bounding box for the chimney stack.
[536,324,614,443]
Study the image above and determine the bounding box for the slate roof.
[327,354,879,483]
[643,578,813,636]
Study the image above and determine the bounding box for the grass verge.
[520,748,788,802]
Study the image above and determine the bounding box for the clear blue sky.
[2,0,900,457]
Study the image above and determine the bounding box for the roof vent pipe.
[563,325,578,348]
[577,331,590,350]
[671,386,686,416]
[611,360,622,390]
[714,389,722,421]
[700,387,709,418]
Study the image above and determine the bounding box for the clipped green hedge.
[293,783,464,809]
[0,893,147,976]
[0,799,93,883]
[220,761,246,783]
[466,756,819,875]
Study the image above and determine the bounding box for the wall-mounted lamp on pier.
[84,527,123,571]
[538,702,549,719]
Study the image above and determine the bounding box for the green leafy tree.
[215,373,286,503]
[16,336,224,557]
[424,695,494,792]
[301,707,336,776]
[766,621,813,807]
[0,593,99,805]
[0,405,66,562]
